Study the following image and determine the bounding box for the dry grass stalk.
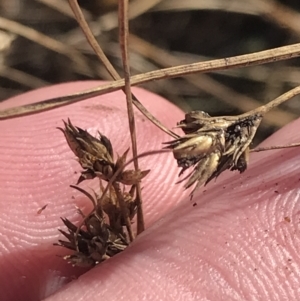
[0,16,92,76]
[118,0,145,234]
[67,0,178,140]
[2,43,300,120]
[251,143,300,153]
[128,34,296,129]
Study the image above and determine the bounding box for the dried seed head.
[56,120,150,266]
[171,131,225,173]
[58,120,150,186]
[58,119,114,183]
[165,111,263,196]
[55,201,128,267]
[55,184,139,267]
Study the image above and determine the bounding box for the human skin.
[0,81,300,301]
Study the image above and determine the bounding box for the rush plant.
[1,0,300,267]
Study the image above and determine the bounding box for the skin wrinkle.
[49,164,298,300]
[1,82,300,300]
[141,137,298,298]
[178,208,261,298]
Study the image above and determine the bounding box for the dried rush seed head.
[58,119,149,185]
[56,120,150,267]
[55,193,128,267]
[165,111,263,196]
[58,119,114,183]
[55,184,138,267]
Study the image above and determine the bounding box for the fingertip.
[0,81,191,300]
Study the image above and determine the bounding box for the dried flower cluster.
[55,119,149,266]
[58,119,149,185]
[55,187,130,267]
[165,111,263,196]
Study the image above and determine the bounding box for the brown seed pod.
[165,111,263,196]
[58,119,150,186]
[58,119,115,183]
[55,216,127,267]
[55,186,130,267]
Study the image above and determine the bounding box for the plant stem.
[2,43,300,120]
[118,0,144,234]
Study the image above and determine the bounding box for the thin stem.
[251,142,300,153]
[71,150,167,245]
[129,33,296,128]
[69,0,137,238]
[68,0,119,79]
[97,149,168,206]
[247,85,300,116]
[70,185,97,207]
[0,16,92,76]
[2,43,300,120]
[70,185,97,251]
[68,0,178,139]
[118,0,144,234]
[113,182,134,242]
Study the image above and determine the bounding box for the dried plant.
[55,120,149,266]
[1,0,300,269]
[164,85,300,196]
[165,111,263,196]
[55,186,130,267]
[164,84,300,196]
[2,43,300,121]
[58,119,149,186]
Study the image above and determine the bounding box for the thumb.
[45,113,300,300]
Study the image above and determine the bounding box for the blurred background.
[1,0,300,143]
